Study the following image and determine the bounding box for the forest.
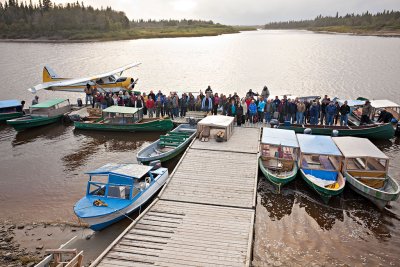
[264,10,400,34]
[0,0,248,40]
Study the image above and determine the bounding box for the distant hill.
[264,10,400,36]
[0,0,255,41]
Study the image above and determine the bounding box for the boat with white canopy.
[297,134,345,203]
[74,163,168,230]
[350,99,400,126]
[259,128,299,189]
[333,137,399,209]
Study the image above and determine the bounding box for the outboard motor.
[188,117,196,127]
[332,130,339,137]
[270,119,279,128]
[396,122,400,136]
[77,98,83,107]
[149,160,161,170]
[304,128,312,135]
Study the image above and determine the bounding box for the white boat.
[333,137,400,209]
[74,163,168,231]
[136,124,197,164]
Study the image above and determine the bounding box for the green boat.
[0,100,23,122]
[282,122,394,139]
[333,137,400,210]
[74,106,173,132]
[259,128,299,190]
[136,124,197,164]
[297,134,346,203]
[7,98,71,132]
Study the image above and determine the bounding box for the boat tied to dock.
[74,163,168,231]
[259,128,299,190]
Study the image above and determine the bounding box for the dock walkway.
[91,127,260,267]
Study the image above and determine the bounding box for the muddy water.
[0,30,399,265]
[0,123,162,223]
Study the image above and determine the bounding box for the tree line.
[0,0,219,39]
[264,10,400,31]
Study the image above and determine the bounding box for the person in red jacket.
[146,96,155,118]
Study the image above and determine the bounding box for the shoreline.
[262,28,400,38]
[311,29,400,38]
[0,27,256,43]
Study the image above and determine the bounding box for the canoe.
[74,117,173,132]
[344,172,399,209]
[282,122,394,139]
[259,157,298,188]
[137,124,197,164]
[7,114,63,132]
[0,112,23,122]
[333,136,400,209]
[74,163,169,231]
[299,169,346,203]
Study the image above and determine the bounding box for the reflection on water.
[12,122,68,146]
[62,130,162,172]
[255,163,400,266]
[0,124,162,224]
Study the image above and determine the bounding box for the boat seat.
[319,156,335,170]
[108,186,126,199]
[302,159,309,168]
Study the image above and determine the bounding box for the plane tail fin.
[43,66,60,82]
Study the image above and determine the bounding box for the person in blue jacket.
[257,97,266,124]
[325,101,337,126]
[248,99,257,124]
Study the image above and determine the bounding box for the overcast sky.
[8,0,400,25]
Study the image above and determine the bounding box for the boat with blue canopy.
[7,98,71,131]
[297,134,345,203]
[0,100,23,122]
[259,128,299,189]
[333,137,399,209]
[74,163,168,231]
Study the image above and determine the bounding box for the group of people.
[74,84,393,127]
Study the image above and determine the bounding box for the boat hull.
[258,157,298,188]
[0,112,23,122]
[76,170,168,231]
[300,169,345,203]
[137,124,197,164]
[7,115,63,131]
[344,172,400,210]
[74,118,173,132]
[283,123,394,139]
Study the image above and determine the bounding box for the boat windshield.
[88,182,132,200]
[345,157,387,172]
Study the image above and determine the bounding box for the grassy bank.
[0,25,256,42]
[308,25,400,36]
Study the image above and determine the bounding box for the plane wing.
[28,62,141,93]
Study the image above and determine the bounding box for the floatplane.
[28,62,141,94]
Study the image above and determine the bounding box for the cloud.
[9,0,400,25]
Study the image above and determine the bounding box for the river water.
[0,30,399,265]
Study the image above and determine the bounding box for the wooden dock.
[91,127,261,267]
